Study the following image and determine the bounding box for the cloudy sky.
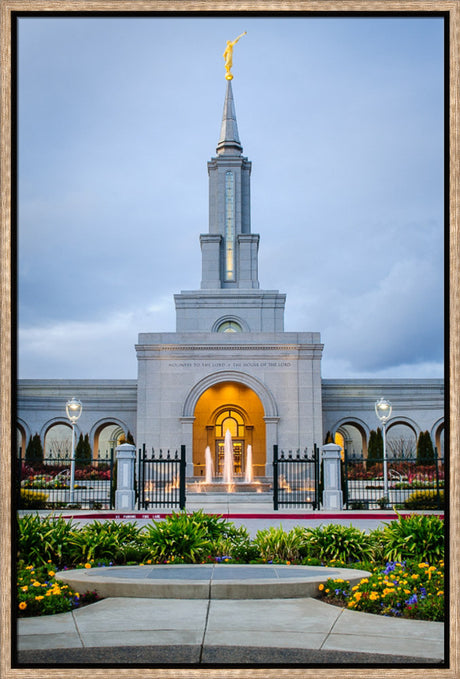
[17,13,445,380]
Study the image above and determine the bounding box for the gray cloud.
[17,15,445,380]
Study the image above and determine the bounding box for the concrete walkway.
[17,595,444,665]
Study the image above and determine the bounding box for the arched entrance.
[192,381,266,478]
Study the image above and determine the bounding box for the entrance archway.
[192,381,266,478]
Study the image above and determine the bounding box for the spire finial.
[223,32,246,80]
[217,80,242,155]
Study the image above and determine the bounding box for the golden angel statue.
[223,32,247,80]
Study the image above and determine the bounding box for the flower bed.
[318,559,444,621]
[17,561,101,617]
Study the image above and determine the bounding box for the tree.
[367,428,383,466]
[75,433,92,467]
[387,436,415,459]
[416,431,435,465]
[25,433,43,464]
[324,431,334,444]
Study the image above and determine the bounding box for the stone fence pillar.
[321,443,343,510]
[115,443,136,511]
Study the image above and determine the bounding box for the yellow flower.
[360,578,369,584]
[318,584,324,591]
[21,586,28,592]
[32,581,41,587]
[84,563,92,569]
[437,591,444,596]
[48,571,55,577]
[35,595,44,601]
[369,592,379,601]
[19,602,27,610]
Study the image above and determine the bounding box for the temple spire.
[216,80,242,156]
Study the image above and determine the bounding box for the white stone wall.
[135,331,323,475]
[322,378,445,444]
[17,380,137,451]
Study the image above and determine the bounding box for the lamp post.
[375,398,392,502]
[66,398,82,503]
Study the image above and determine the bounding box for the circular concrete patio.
[55,563,371,600]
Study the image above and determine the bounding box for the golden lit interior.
[334,431,345,460]
[193,381,266,477]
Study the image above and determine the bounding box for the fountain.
[244,444,253,483]
[188,433,270,497]
[222,429,234,487]
[205,446,213,484]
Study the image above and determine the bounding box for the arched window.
[215,409,245,438]
[44,424,72,460]
[215,408,245,475]
[217,320,242,333]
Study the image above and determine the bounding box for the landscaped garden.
[17,510,444,622]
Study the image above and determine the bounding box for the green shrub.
[141,511,213,563]
[17,514,79,568]
[378,512,444,562]
[213,525,259,562]
[303,524,376,563]
[416,431,435,465]
[75,433,92,468]
[367,428,383,465]
[403,490,444,510]
[252,526,307,562]
[19,489,49,509]
[25,433,43,463]
[70,520,146,564]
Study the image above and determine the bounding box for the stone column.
[115,443,136,511]
[321,443,343,510]
[180,417,194,475]
[264,417,279,477]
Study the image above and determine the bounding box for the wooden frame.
[1,3,457,677]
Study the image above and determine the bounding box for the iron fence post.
[273,444,278,510]
[435,448,441,510]
[180,445,186,509]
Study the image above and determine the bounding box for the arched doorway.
[93,422,126,460]
[192,381,266,478]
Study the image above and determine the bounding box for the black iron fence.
[342,452,444,510]
[18,450,115,509]
[138,445,186,510]
[273,445,320,510]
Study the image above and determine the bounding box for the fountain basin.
[188,482,271,493]
[56,563,371,600]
